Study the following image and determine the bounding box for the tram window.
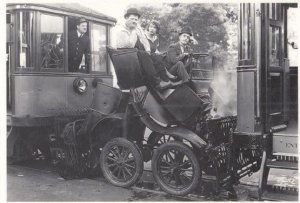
[287,8,298,66]
[40,14,64,69]
[269,3,281,20]
[240,3,253,61]
[68,17,90,73]
[17,11,34,69]
[269,26,281,67]
[90,23,107,73]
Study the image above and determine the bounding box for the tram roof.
[7,3,117,25]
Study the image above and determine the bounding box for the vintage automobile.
[51,46,260,197]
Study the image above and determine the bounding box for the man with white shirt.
[115,8,172,89]
[68,18,90,72]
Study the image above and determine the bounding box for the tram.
[6,3,116,162]
[236,3,298,200]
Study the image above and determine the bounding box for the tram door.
[261,4,287,129]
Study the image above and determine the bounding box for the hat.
[124,8,141,19]
[179,26,193,36]
[76,18,87,25]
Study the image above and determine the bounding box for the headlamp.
[73,77,88,94]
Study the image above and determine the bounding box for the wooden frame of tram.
[6,2,298,201]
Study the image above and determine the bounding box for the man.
[166,26,194,83]
[116,8,171,89]
[68,18,90,72]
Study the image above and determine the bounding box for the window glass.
[40,14,64,69]
[269,26,281,67]
[90,23,107,72]
[269,3,280,20]
[287,8,298,66]
[17,11,34,68]
[240,4,252,60]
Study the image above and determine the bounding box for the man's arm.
[167,44,187,65]
[135,27,151,53]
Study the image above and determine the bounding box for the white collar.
[77,30,83,37]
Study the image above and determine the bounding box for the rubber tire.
[152,141,201,196]
[100,137,143,187]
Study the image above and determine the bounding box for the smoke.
[209,71,237,117]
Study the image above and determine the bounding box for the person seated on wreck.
[145,20,180,84]
[115,8,180,90]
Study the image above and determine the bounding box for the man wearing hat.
[165,26,194,83]
[116,8,151,52]
[116,8,173,89]
[68,18,90,72]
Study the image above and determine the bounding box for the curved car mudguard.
[90,113,124,132]
[131,102,207,149]
[89,113,125,147]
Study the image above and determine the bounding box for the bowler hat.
[76,18,87,25]
[179,26,193,36]
[124,8,141,18]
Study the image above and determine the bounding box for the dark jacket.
[166,42,192,67]
[68,30,90,72]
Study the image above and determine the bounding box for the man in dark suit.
[68,18,90,72]
[166,26,194,83]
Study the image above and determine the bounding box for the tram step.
[262,190,298,201]
[266,159,298,170]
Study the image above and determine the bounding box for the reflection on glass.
[269,3,280,20]
[241,3,251,60]
[269,26,280,66]
[91,23,107,72]
[40,14,64,69]
[18,11,34,68]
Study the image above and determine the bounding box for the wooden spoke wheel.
[152,141,201,196]
[100,138,143,187]
[148,132,180,149]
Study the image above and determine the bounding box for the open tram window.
[287,7,298,67]
[40,13,64,69]
[16,11,34,69]
[90,23,107,73]
[68,17,90,73]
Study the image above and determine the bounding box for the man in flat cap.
[166,26,195,83]
[68,18,90,72]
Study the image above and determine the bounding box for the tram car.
[236,3,298,200]
[6,3,116,162]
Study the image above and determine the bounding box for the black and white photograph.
[4,0,299,201]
